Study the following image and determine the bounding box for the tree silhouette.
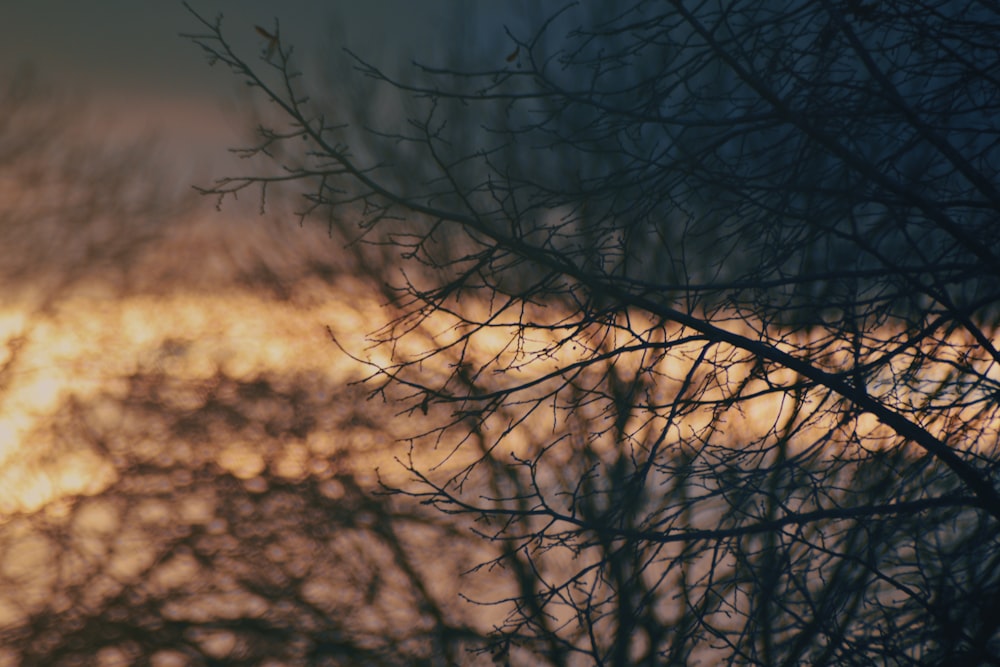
[185,1,1000,664]
[0,72,503,665]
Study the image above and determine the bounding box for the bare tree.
[0,69,503,665]
[186,1,1000,664]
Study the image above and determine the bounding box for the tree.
[186,1,1000,664]
[0,70,497,666]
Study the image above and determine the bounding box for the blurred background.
[2,1,457,164]
[0,2,517,664]
[5,2,1000,664]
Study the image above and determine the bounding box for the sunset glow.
[4,1,999,661]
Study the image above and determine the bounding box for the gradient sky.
[2,1,460,98]
[1,1,481,169]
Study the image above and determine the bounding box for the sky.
[2,1,458,97]
[0,1,468,163]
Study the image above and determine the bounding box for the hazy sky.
[1,1,487,169]
[2,1,462,98]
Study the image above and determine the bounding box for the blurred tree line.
[3,0,1000,665]
[0,65,499,665]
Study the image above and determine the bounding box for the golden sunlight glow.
[3,262,998,518]
[0,276,377,516]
